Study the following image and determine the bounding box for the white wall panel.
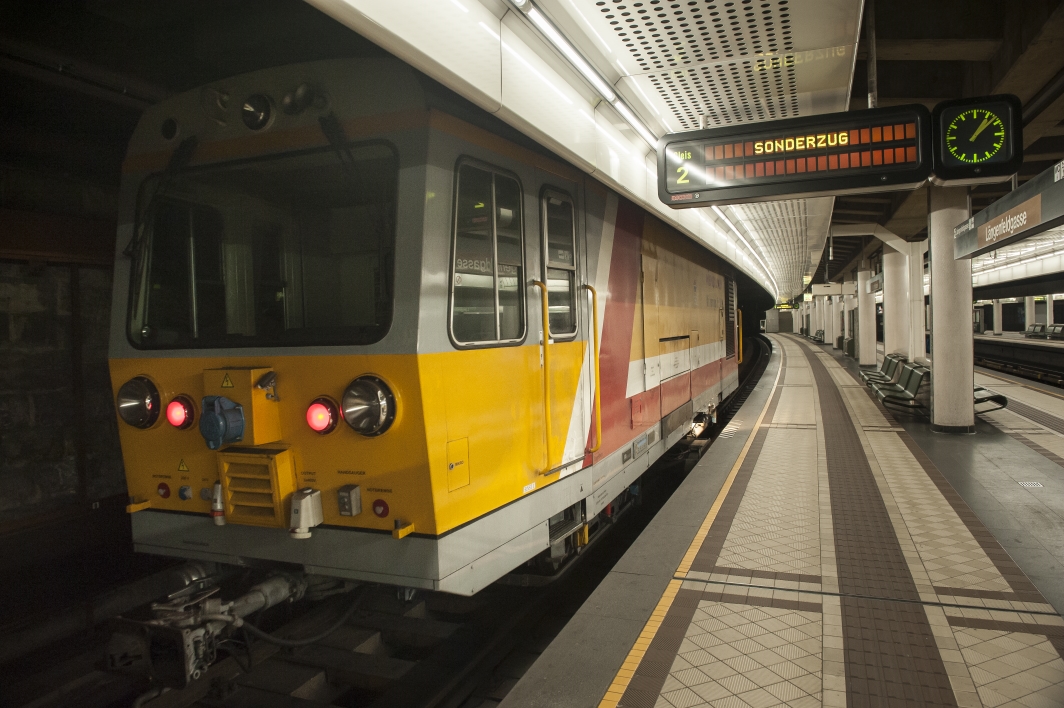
[592,106,648,203]
[304,0,504,112]
[497,16,598,171]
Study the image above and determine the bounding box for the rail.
[738,308,743,364]
[583,284,602,454]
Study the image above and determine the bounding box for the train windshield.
[127,141,398,349]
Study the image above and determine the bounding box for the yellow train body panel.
[105,57,744,594]
[111,341,585,537]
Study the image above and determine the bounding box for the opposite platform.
[501,334,1064,708]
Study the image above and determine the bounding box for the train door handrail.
[583,284,602,454]
[532,280,553,470]
[738,308,743,364]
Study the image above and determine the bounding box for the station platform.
[501,334,1064,708]
[974,333,1064,349]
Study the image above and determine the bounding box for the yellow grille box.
[218,448,296,527]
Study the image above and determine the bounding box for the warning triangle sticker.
[221,373,234,388]
[177,459,189,472]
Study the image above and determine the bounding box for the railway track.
[1,338,772,708]
[973,336,1064,388]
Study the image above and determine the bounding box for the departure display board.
[931,94,1023,186]
[657,105,932,207]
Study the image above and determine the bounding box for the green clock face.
[945,109,1006,164]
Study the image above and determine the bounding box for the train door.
[538,186,590,473]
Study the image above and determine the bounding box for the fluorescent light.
[611,99,657,147]
[527,7,616,102]
[514,1,661,150]
[449,0,469,12]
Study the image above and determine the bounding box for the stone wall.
[0,262,123,522]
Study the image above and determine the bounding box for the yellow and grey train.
[111,58,741,596]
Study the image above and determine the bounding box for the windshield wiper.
[124,135,199,259]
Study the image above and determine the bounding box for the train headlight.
[166,396,195,430]
[117,376,160,429]
[306,397,339,434]
[341,376,396,436]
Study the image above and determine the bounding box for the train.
[110,57,741,596]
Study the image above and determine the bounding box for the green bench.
[860,353,905,386]
[870,363,930,411]
[974,386,1008,413]
[863,364,1004,415]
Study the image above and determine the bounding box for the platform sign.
[658,104,933,207]
[931,94,1023,186]
[954,157,1064,259]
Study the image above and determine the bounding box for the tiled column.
[928,185,974,433]
[992,299,1002,335]
[883,245,910,357]
[857,261,876,366]
[1025,296,1036,328]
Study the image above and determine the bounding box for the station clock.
[931,95,1023,185]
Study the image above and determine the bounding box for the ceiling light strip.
[713,206,779,301]
[509,0,777,297]
[512,0,661,148]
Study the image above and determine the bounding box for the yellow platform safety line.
[597,338,782,708]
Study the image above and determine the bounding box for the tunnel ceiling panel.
[540,0,863,300]
[542,0,862,300]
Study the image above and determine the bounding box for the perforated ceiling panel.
[595,0,799,129]
[541,0,862,298]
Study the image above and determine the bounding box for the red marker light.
[166,396,195,429]
[306,398,338,434]
[157,482,171,498]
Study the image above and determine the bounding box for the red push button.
[157,482,171,498]
[372,499,389,518]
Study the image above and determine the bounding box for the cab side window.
[542,190,576,337]
[450,161,526,345]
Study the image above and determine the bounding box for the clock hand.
[969,115,994,142]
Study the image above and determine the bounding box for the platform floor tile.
[658,598,823,708]
[596,335,1064,708]
[716,429,821,580]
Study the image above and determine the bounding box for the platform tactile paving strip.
[715,429,821,581]
[608,336,1064,708]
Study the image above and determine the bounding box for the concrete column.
[1048,296,1055,325]
[909,240,928,360]
[843,289,851,339]
[1025,296,1036,328]
[992,299,1002,335]
[828,296,836,347]
[928,185,973,433]
[883,245,910,357]
[857,262,876,366]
